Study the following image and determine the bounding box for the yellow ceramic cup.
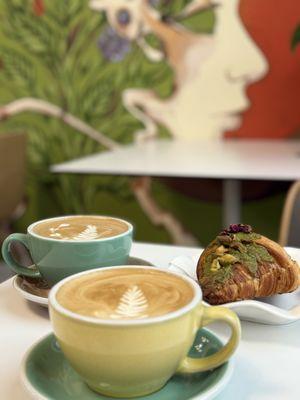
[49,266,241,398]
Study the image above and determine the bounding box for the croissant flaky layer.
[197,233,300,305]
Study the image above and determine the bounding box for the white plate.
[168,247,300,325]
[13,256,153,308]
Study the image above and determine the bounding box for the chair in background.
[0,132,27,245]
[279,181,300,247]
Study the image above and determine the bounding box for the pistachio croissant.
[197,224,300,305]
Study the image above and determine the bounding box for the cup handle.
[1,233,41,278]
[177,304,241,374]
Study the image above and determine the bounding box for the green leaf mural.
[291,24,300,51]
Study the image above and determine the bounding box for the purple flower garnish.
[98,27,131,63]
[220,224,253,235]
[230,224,252,233]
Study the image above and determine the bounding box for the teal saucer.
[21,329,233,400]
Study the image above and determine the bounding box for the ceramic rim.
[27,215,133,243]
[49,265,202,326]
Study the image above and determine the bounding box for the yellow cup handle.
[177,305,241,374]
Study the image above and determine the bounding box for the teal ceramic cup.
[1,216,133,285]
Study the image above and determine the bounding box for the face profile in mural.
[90,0,269,140]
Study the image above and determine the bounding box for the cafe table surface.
[51,139,300,227]
[0,242,299,400]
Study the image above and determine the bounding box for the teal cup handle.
[2,233,41,278]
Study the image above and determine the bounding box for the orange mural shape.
[227,0,300,138]
[226,0,300,138]
[33,0,45,17]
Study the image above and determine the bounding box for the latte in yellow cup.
[49,266,241,398]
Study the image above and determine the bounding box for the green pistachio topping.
[202,226,275,286]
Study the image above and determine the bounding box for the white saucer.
[169,247,300,325]
[13,275,49,307]
[13,256,153,308]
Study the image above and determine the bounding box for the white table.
[0,242,299,400]
[51,139,300,227]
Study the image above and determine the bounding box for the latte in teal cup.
[1,215,133,285]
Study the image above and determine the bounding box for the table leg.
[223,179,241,227]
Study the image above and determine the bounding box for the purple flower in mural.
[149,0,171,6]
[117,9,131,26]
[98,27,131,63]
[149,0,160,6]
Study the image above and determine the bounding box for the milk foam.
[56,268,194,320]
[33,216,128,241]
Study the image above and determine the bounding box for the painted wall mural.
[0,0,299,245]
[229,0,300,139]
[91,0,268,140]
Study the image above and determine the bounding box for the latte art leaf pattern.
[35,217,128,241]
[57,268,194,320]
[111,285,148,319]
[73,225,99,241]
[49,223,70,238]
